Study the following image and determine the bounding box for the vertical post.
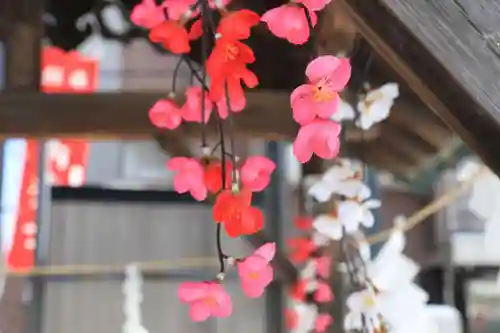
[3,0,44,92]
[364,168,382,256]
[264,141,287,333]
[1,1,45,333]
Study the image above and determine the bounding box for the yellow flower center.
[363,294,375,307]
[248,271,260,279]
[361,91,385,113]
[204,296,217,305]
[312,79,336,102]
[224,44,239,61]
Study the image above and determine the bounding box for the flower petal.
[178,281,210,302]
[306,56,351,91]
[189,300,212,322]
[290,84,317,125]
[254,242,276,262]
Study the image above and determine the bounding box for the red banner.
[7,47,98,269]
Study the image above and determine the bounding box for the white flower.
[355,83,399,130]
[331,98,356,122]
[338,186,381,228]
[288,300,318,333]
[311,231,330,246]
[313,209,359,240]
[308,160,365,202]
[344,287,383,331]
[299,260,320,291]
[346,229,429,333]
[337,180,370,200]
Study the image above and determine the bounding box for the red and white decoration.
[6,47,98,270]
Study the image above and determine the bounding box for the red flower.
[149,20,191,54]
[294,216,313,231]
[287,237,317,263]
[213,189,264,237]
[207,37,255,75]
[187,19,203,40]
[210,72,257,110]
[285,308,299,330]
[207,37,258,102]
[204,160,233,193]
[289,279,307,301]
[218,10,260,40]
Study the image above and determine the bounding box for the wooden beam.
[153,131,193,158]
[389,103,452,149]
[375,137,421,167]
[317,1,358,55]
[339,0,500,177]
[0,91,368,140]
[349,142,414,176]
[379,123,435,162]
[0,91,296,139]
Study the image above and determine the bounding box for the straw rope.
[2,166,488,277]
[366,166,488,245]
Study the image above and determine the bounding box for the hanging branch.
[134,0,349,326]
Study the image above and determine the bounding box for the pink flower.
[315,313,333,332]
[296,0,331,11]
[293,119,341,163]
[315,256,331,278]
[148,98,182,130]
[240,156,276,192]
[314,281,334,303]
[130,0,165,29]
[163,0,197,20]
[178,281,233,322]
[167,157,207,201]
[237,242,276,298]
[291,56,352,125]
[181,86,213,123]
[214,93,246,119]
[261,4,317,45]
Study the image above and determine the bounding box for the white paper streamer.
[122,264,149,333]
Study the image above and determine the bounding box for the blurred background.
[0,1,499,333]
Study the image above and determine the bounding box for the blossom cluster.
[310,159,381,240]
[332,83,400,130]
[178,243,276,322]
[130,0,352,323]
[285,216,334,333]
[283,159,380,332]
[343,223,432,333]
[292,156,432,333]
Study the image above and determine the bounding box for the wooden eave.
[339,0,500,177]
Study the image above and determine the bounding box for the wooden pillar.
[2,0,43,92]
[264,141,288,333]
[0,1,44,333]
